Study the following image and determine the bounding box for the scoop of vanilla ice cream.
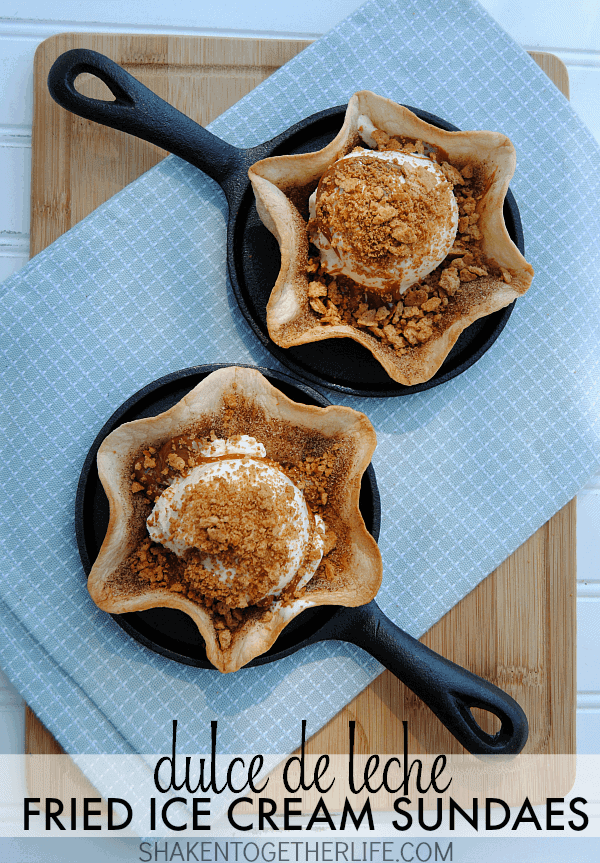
[309,142,458,294]
[147,439,325,607]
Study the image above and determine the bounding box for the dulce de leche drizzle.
[131,433,242,501]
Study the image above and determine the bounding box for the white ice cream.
[309,128,458,294]
[147,437,325,605]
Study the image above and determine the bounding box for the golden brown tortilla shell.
[88,366,382,672]
[249,91,534,385]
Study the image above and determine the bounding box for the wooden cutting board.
[26,35,575,795]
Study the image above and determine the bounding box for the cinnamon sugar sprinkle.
[306,128,512,355]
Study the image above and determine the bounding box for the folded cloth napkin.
[1,0,600,776]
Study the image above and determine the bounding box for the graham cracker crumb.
[313,149,453,270]
[305,126,504,360]
[126,414,351,649]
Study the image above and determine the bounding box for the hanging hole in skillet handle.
[469,706,501,736]
[73,73,116,103]
[47,48,246,192]
[321,602,528,756]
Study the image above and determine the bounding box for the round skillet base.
[76,364,381,669]
[232,104,523,397]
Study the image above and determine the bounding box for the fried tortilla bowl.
[249,90,534,386]
[88,366,381,673]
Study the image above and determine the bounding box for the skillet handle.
[47,49,247,195]
[324,601,528,755]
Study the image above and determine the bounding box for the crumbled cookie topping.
[306,130,509,356]
[126,413,347,647]
[152,457,313,609]
[312,151,452,269]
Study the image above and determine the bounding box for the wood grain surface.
[26,34,575,802]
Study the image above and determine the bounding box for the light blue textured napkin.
[1,0,600,771]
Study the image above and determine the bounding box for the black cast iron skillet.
[48,49,523,398]
[76,364,528,755]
